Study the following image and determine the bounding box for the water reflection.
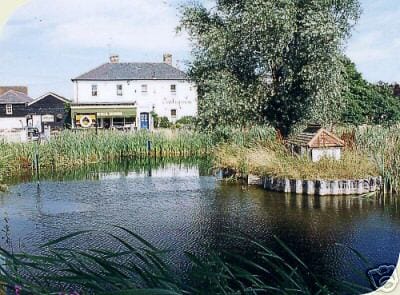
[0,162,399,290]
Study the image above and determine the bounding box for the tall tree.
[180,0,360,135]
[340,57,400,124]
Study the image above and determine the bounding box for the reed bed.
[215,142,378,180]
[352,126,400,193]
[0,126,275,182]
[0,229,370,294]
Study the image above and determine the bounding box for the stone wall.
[248,175,381,196]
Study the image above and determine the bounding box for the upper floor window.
[92,85,98,96]
[5,104,12,115]
[170,84,176,93]
[141,84,148,93]
[171,109,177,118]
[117,84,123,96]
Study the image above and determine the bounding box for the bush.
[176,116,196,126]
[159,116,172,128]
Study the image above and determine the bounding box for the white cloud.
[6,0,190,51]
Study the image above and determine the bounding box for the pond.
[1,158,400,291]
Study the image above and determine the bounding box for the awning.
[71,105,137,118]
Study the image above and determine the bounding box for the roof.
[72,63,188,81]
[288,126,344,148]
[0,90,33,104]
[0,86,28,96]
[28,92,71,106]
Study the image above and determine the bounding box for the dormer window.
[117,84,123,96]
[6,104,12,115]
[92,85,98,96]
[170,84,176,93]
[141,84,148,93]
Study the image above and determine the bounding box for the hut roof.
[288,126,344,148]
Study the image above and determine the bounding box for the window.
[112,117,124,126]
[5,104,12,115]
[125,117,135,125]
[141,84,148,93]
[171,109,177,118]
[170,84,176,93]
[117,84,123,96]
[92,85,98,96]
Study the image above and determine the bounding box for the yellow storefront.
[71,104,137,129]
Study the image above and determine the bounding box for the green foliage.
[0,127,276,181]
[0,229,370,294]
[175,116,196,126]
[151,111,159,128]
[180,0,361,134]
[158,117,172,128]
[340,57,400,124]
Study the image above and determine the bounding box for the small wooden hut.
[288,124,345,162]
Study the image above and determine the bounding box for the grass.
[0,228,371,295]
[0,127,274,181]
[215,142,378,180]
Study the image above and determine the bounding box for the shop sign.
[42,114,54,123]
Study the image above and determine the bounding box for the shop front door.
[140,113,149,129]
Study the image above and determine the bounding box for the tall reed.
[0,126,276,182]
[0,229,370,294]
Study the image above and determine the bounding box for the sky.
[0,0,398,98]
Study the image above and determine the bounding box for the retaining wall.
[247,175,382,196]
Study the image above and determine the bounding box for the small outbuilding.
[288,124,345,162]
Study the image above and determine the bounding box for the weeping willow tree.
[179,0,361,135]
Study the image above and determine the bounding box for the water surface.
[1,159,399,290]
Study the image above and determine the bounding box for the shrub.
[159,116,172,128]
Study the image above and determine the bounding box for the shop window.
[171,109,177,118]
[92,85,98,96]
[125,117,135,125]
[113,117,124,126]
[6,104,13,115]
[117,84,123,96]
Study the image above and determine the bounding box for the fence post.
[147,140,152,156]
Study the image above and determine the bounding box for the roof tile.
[73,63,188,81]
[0,90,33,104]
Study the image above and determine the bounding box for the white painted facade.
[0,117,27,130]
[311,148,342,162]
[73,79,197,122]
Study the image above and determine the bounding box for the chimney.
[109,54,120,64]
[163,53,172,66]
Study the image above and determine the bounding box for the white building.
[70,54,198,129]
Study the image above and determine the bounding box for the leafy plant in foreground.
[0,228,371,294]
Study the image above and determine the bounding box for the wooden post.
[147,140,152,156]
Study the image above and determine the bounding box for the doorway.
[140,113,149,129]
[103,118,111,129]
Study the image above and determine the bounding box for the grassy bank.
[215,142,378,180]
[2,125,400,193]
[0,127,275,182]
[214,124,400,193]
